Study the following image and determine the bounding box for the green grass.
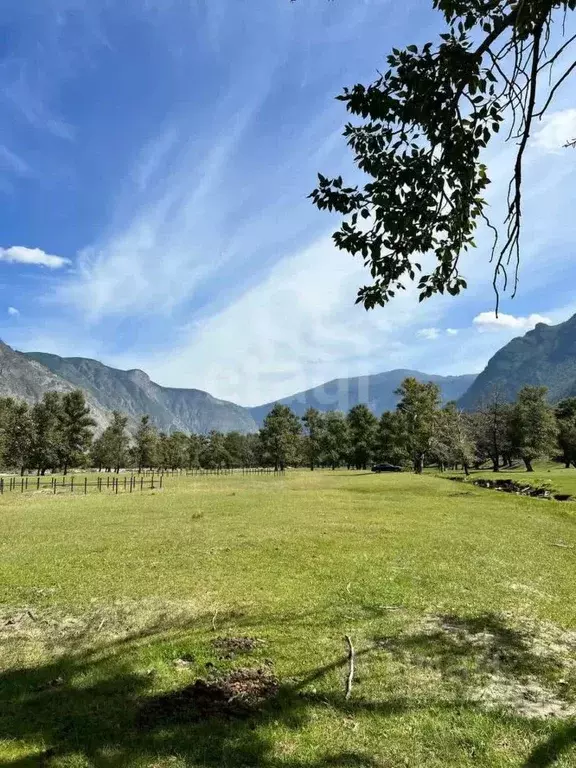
[0,469,575,767]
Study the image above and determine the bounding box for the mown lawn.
[0,469,575,767]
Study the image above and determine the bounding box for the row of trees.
[0,378,573,474]
[259,379,569,474]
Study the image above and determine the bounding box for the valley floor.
[0,469,575,767]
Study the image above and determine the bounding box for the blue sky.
[1,0,576,405]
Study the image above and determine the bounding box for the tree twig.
[345,635,355,700]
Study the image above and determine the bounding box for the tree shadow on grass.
[0,611,574,767]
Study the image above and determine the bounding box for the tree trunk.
[491,455,500,472]
[414,455,424,474]
[463,463,470,476]
[523,457,534,472]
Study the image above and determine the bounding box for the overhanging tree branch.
[310,0,576,311]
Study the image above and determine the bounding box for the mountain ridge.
[24,351,258,435]
[458,314,576,409]
[250,369,477,425]
[0,342,112,430]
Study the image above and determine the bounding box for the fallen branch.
[212,610,219,632]
[345,635,355,700]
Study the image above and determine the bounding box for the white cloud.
[446,328,458,336]
[7,306,20,316]
[473,311,551,332]
[533,109,576,154]
[417,327,441,341]
[0,246,70,269]
[108,236,443,405]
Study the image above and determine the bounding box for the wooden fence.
[0,473,164,496]
[0,467,285,496]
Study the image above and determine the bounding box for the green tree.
[166,432,189,470]
[395,378,441,473]
[302,408,325,470]
[59,390,96,474]
[0,396,17,467]
[187,433,201,469]
[156,433,170,470]
[259,404,302,471]
[556,398,576,468]
[96,411,130,472]
[3,402,34,475]
[135,415,158,472]
[203,431,231,469]
[432,402,476,474]
[30,392,63,475]
[472,390,513,471]
[320,411,349,470]
[346,404,378,470]
[509,386,558,472]
[376,410,409,467]
[90,433,109,472]
[311,1,576,310]
[224,431,254,468]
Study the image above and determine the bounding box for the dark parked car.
[371,463,402,473]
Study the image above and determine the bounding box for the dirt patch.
[138,668,279,725]
[378,612,576,719]
[212,636,264,657]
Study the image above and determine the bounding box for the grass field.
[0,469,575,767]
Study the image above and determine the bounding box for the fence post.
[151,472,155,490]
[21,478,24,493]
[53,478,56,495]
[124,476,127,492]
[115,477,119,494]
[140,476,144,492]
[37,476,40,491]
[160,473,163,489]
[71,477,74,493]
[85,477,88,495]
[25,476,29,490]
[0,478,3,495]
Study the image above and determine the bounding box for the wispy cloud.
[0,145,31,176]
[7,306,19,316]
[0,246,70,269]
[533,109,576,154]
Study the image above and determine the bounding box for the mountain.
[459,315,576,409]
[24,352,258,434]
[0,341,111,430]
[250,369,477,425]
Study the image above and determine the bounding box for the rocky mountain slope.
[250,369,477,425]
[24,351,258,434]
[0,342,111,430]
[459,314,576,409]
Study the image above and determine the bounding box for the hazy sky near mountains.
[1,0,576,405]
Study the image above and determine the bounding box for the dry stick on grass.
[345,635,355,700]
[212,610,219,632]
